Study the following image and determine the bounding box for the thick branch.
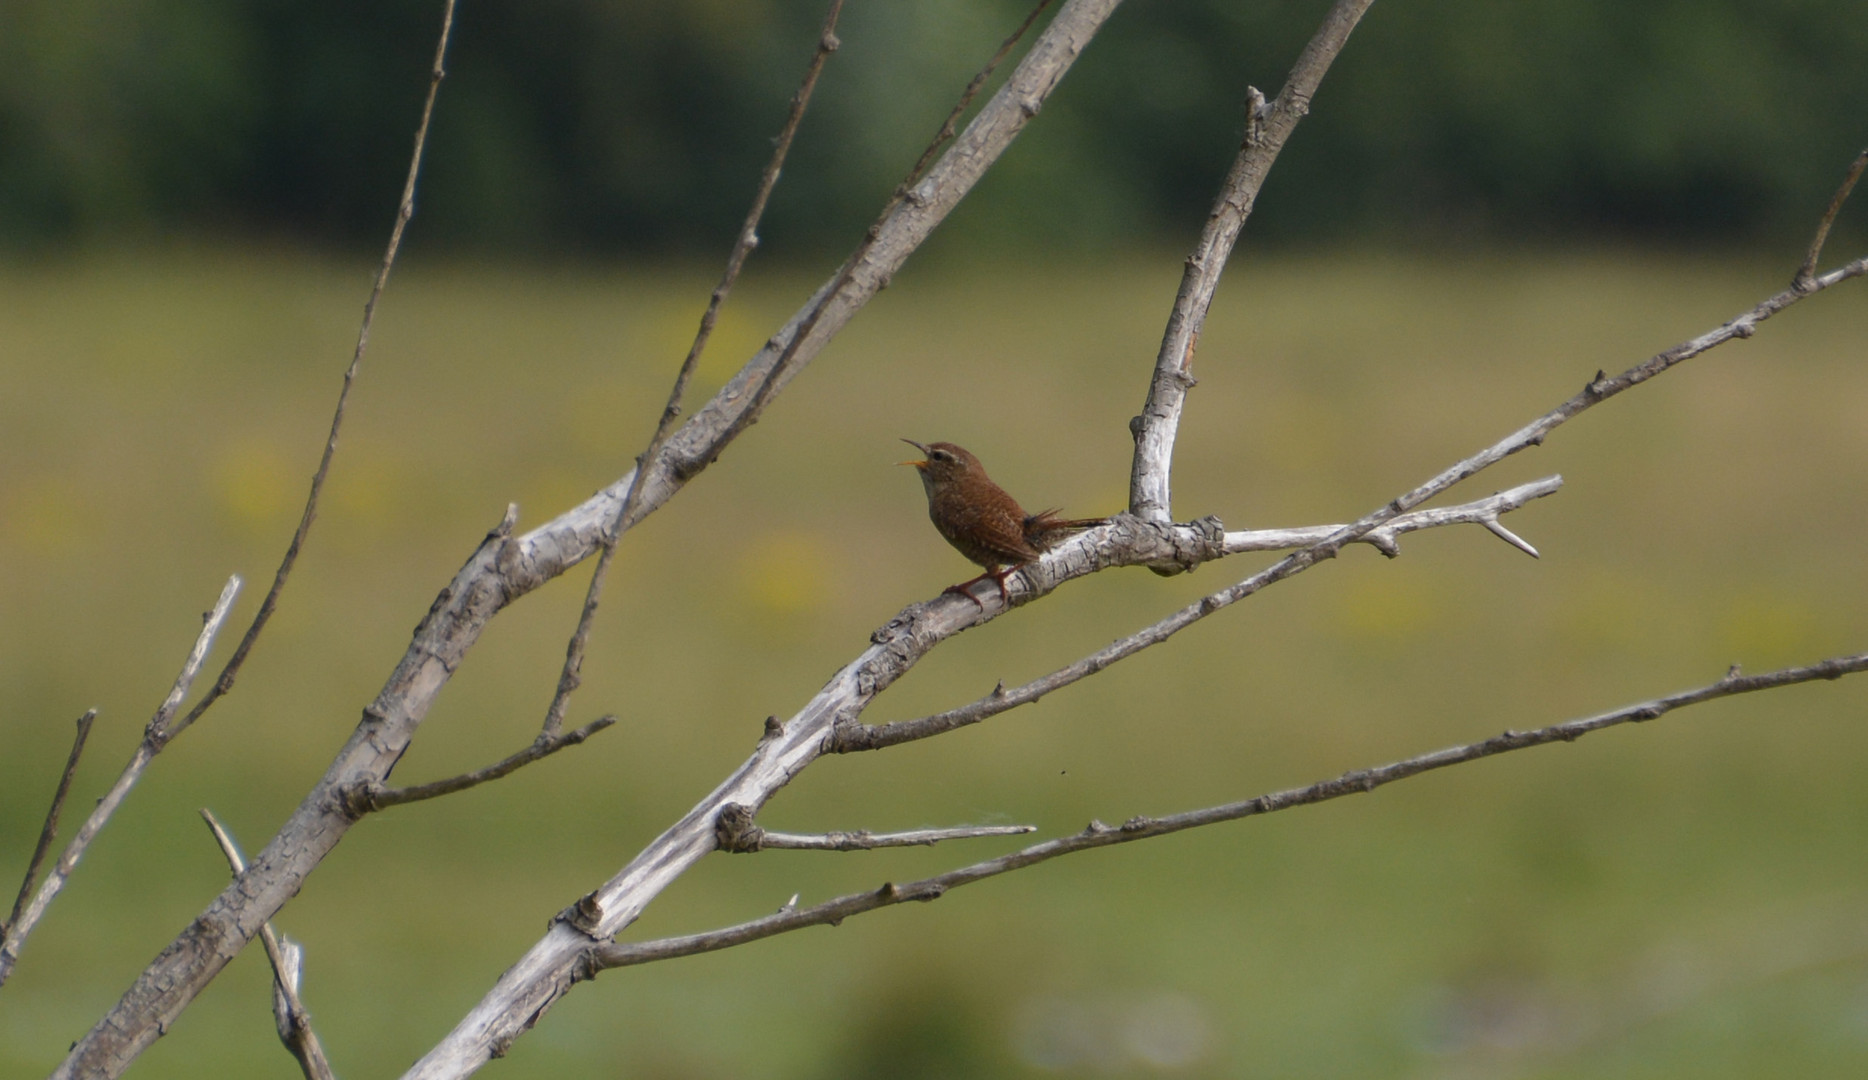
[201,810,334,1080]
[1129,0,1375,523]
[59,4,1123,1074]
[0,576,239,989]
[590,652,1868,972]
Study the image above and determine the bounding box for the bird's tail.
[1023,509,1107,549]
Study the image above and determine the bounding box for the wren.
[899,439,1105,606]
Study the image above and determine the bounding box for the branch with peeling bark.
[584,652,1868,974]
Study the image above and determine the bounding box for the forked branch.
[540,0,846,741]
[1796,147,1866,288]
[0,576,240,988]
[342,715,617,814]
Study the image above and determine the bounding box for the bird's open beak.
[896,438,929,468]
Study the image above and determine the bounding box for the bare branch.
[712,802,1034,853]
[1129,0,1376,524]
[1796,148,1867,289]
[541,0,845,741]
[200,810,334,1080]
[838,251,1868,752]
[343,715,618,814]
[590,652,1868,973]
[837,478,1560,753]
[1218,475,1561,558]
[57,5,1124,1072]
[4,710,96,941]
[0,576,239,988]
[172,0,459,745]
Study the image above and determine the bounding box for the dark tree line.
[2,0,1863,252]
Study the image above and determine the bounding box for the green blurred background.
[3,1,1868,1078]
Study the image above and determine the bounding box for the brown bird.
[899,439,1105,606]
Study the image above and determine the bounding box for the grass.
[1,243,1866,1078]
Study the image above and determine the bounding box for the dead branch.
[712,803,1034,853]
[342,715,617,814]
[1796,147,1866,289]
[540,0,845,741]
[172,0,459,744]
[1129,0,1376,524]
[0,576,239,988]
[589,652,1868,972]
[3,710,96,945]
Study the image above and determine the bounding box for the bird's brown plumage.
[900,439,1104,605]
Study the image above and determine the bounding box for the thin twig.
[712,803,1034,853]
[685,0,1056,473]
[169,0,459,746]
[754,825,1037,851]
[0,576,240,988]
[200,810,334,1080]
[589,652,1868,972]
[5,710,96,938]
[541,0,844,740]
[1129,0,1376,524]
[344,715,618,814]
[899,0,1056,195]
[1797,148,1867,289]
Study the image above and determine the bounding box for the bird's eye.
[931,450,952,462]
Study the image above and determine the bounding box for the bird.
[899,439,1105,606]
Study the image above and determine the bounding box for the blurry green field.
[2,245,1866,1078]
